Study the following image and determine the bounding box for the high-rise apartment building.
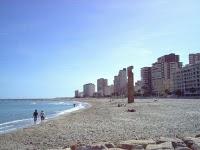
[141,67,152,95]
[119,68,127,96]
[151,53,182,95]
[83,83,95,97]
[135,80,143,95]
[104,85,114,97]
[113,68,127,96]
[173,62,200,96]
[189,53,200,65]
[114,76,120,95]
[97,78,108,96]
[75,90,79,98]
[74,90,83,98]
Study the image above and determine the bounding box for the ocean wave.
[56,102,84,115]
[31,102,37,105]
[0,101,90,134]
[46,102,90,118]
[48,102,72,105]
[0,118,31,126]
[0,125,13,130]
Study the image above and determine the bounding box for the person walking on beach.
[33,109,38,124]
[40,110,45,121]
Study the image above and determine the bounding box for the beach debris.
[127,109,136,112]
[70,144,77,150]
[154,99,158,102]
[104,143,115,148]
[195,134,200,138]
[117,103,126,107]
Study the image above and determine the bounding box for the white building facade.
[173,62,200,96]
[104,85,114,96]
[189,53,200,65]
[151,53,182,95]
[97,78,108,96]
[83,83,95,97]
[113,68,127,96]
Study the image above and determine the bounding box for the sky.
[0,0,200,98]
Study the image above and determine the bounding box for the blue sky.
[0,0,200,98]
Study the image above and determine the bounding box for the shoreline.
[0,100,89,135]
[0,98,200,149]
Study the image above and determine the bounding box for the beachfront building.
[113,68,127,96]
[75,90,79,98]
[83,83,95,97]
[135,80,143,95]
[114,75,120,96]
[97,78,108,97]
[189,53,200,65]
[119,68,127,96]
[173,62,200,96]
[141,67,152,95]
[104,85,114,97]
[78,92,84,97]
[74,90,84,98]
[151,53,182,95]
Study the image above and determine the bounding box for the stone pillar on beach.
[127,66,134,103]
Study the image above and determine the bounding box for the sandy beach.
[0,98,200,149]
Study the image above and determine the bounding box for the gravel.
[0,98,200,149]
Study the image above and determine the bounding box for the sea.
[0,99,86,134]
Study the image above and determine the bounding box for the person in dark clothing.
[33,109,38,124]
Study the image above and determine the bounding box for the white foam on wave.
[0,118,31,126]
[0,118,32,134]
[31,102,37,105]
[48,101,73,106]
[55,102,89,116]
[49,102,65,105]
[0,125,13,130]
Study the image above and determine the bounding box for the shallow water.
[0,99,83,133]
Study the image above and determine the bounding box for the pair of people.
[33,110,45,124]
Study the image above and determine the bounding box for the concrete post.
[127,66,134,103]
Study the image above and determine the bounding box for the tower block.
[127,66,134,103]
